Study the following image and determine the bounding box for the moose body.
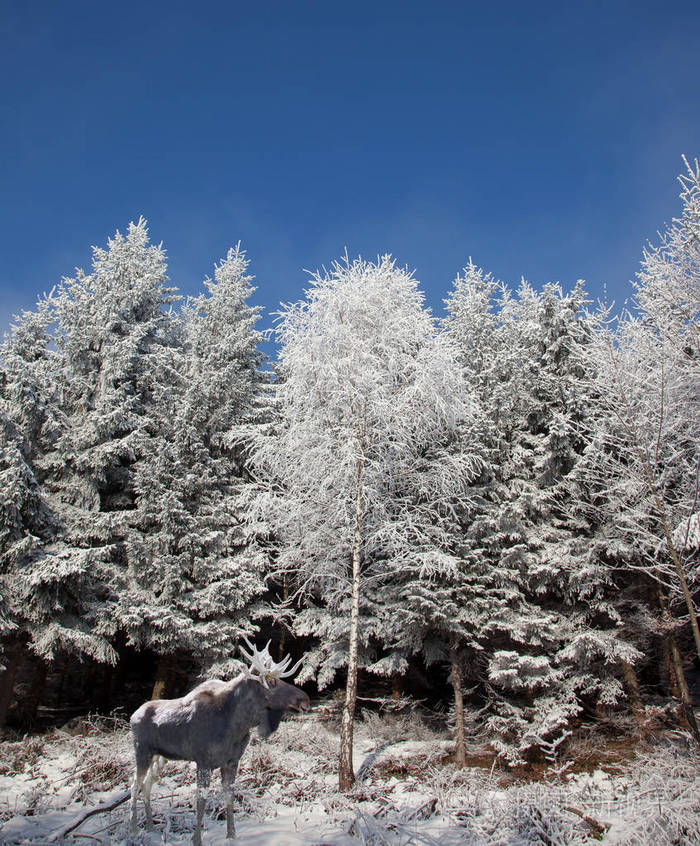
[130,651,309,845]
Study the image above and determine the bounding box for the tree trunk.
[667,630,700,740]
[278,576,289,661]
[449,635,467,768]
[339,455,364,792]
[657,588,700,741]
[663,637,681,698]
[0,640,23,730]
[391,674,404,701]
[620,659,645,727]
[618,631,645,728]
[151,655,174,700]
[653,499,700,661]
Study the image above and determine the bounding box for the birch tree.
[588,159,699,645]
[251,255,474,789]
[582,159,700,735]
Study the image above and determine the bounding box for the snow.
[1,712,699,845]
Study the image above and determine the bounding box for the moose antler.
[239,637,303,688]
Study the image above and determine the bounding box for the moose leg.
[193,765,211,846]
[221,734,250,840]
[141,755,165,829]
[221,737,249,840]
[221,763,236,839]
[130,755,152,832]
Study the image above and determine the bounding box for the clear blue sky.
[2,0,699,346]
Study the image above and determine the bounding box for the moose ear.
[258,708,285,738]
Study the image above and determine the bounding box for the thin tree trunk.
[391,674,404,701]
[618,631,645,727]
[151,655,174,700]
[278,576,289,661]
[649,485,700,660]
[0,639,23,730]
[667,631,699,740]
[449,635,467,768]
[339,454,364,792]
[662,637,681,698]
[620,659,645,727]
[657,588,700,741]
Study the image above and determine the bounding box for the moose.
[129,639,310,844]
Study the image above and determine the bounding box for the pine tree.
[46,219,178,663]
[445,270,636,762]
[114,245,268,690]
[0,301,117,726]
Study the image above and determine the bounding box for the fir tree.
[445,270,636,762]
[114,245,268,691]
[46,219,178,663]
[0,301,117,728]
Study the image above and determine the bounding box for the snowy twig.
[563,805,610,837]
[49,790,130,841]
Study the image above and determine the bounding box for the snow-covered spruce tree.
[0,302,117,725]
[444,270,638,763]
[0,408,32,719]
[581,159,700,734]
[114,246,268,692]
[0,305,59,599]
[440,262,520,761]
[250,255,474,789]
[49,219,178,666]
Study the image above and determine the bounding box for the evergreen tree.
[46,219,178,662]
[445,270,636,762]
[0,302,117,727]
[114,245,268,690]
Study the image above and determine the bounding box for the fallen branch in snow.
[564,805,610,837]
[50,790,130,841]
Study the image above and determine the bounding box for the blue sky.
[1,0,699,347]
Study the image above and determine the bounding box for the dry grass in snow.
[0,709,699,845]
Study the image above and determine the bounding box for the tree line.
[1,160,699,787]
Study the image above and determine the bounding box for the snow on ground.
[1,711,699,845]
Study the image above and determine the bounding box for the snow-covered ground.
[1,710,699,845]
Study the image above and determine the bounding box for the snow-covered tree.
[0,304,59,583]
[444,269,637,763]
[580,159,700,736]
[251,255,474,788]
[45,219,178,663]
[0,301,117,725]
[114,245,268,690]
